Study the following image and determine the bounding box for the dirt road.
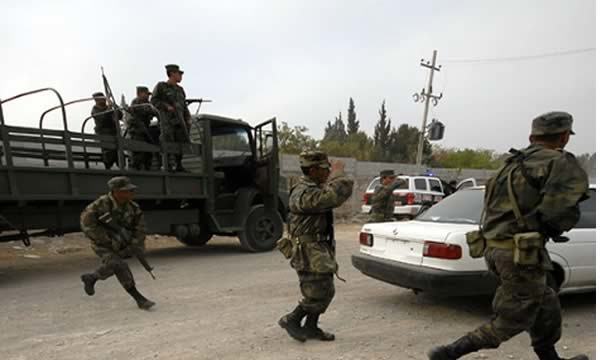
[0,224,595,360]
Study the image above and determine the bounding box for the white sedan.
[351,185,596,296]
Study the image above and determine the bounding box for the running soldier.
[80,176,155,310]
[428,112,589,360]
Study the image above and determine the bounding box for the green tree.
[373,100,391,161]
[278,121,318,154]
[431,147,502,169]
[387,124,431,163]
[323,112,347,142]
[346,97,359,135]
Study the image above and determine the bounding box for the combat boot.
[534,346,589,360]
[125,286,156,310]
[428,336,480,360]
[303,313,335,341]
[278,305,307,342]
[80,273,98,296]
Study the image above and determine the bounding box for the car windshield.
[367,176,409,191]
[416,188,484,224]
[212,128,252,158]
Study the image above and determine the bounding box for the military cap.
[165,64,184,74]
[136,86,151,94]
[531,111,575,136]
[107,176,137,191]
[299,150,330,169]
[92,92,105,99]
[380,169,395,177]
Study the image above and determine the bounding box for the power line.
[445,47,595,64]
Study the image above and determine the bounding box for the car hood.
[362,220,479,242]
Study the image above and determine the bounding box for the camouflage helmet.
[108,176,137,191]
[165,64,184,75]
[380,169,395,177]
[299,150,330,169]
[531,111,575,136]
[136,86,151,94]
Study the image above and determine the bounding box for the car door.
[547,188,596,288]
[427,178,445,203]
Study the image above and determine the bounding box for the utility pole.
[413,50,443,166]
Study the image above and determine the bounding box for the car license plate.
[423,195,432,201]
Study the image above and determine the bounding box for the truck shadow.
[0,242,269,286]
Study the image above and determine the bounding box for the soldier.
[428,112,589,360]
[80,176,155,310]
[129,86,157,170]
[278,151,354,342]
[151,64,192,172]
[91,92,122,169]
[368,170,406,223]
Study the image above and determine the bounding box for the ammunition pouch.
[513,232,544,266]
[276,236,293,259]
[465,230,486,258]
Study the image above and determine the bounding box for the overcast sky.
[1,0,596,155]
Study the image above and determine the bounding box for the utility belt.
[466,230,545,266]
[276,233,329,259]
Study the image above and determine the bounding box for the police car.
[352,185,596,296]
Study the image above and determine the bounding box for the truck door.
[254,118,279,211]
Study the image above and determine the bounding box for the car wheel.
[175,223,213,247]
[238,205,283,252]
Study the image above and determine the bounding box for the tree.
[323,112,347,142]
[278,121,318,154]
[373,100,391,161]
[320,131,374,161]
[387,124,431,163]
[430,147,502,169]
[346,97,359,135]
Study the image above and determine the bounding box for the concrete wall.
[279,154,498,218]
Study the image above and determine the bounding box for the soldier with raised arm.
[368,169,406,223]
[278,151,354,342]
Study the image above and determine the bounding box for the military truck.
[0,87,287,252]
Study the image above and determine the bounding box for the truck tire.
[176,224,213,247]
[238,204,283,252]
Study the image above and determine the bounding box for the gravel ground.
[0,224,595,360]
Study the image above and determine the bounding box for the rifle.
[325,209,335,252]
[97,212,156,280]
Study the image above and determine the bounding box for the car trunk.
[361,221,476,267]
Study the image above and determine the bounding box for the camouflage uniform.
[129,87,157,170]
[368,170,405,223]
[91,93,122,169]
[80,177,155,309]
[429,112,589,360]
[279,151,353,342]
[151,64,191,171]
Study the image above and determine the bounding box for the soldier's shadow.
[375,289,595,319]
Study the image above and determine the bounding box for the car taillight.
[359,232,373,247]
[362,193,370,204]
[423,241,462,260]
[406,192,415,205]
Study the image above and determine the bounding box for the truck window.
[575,190,596,229]
[212,128,251,158]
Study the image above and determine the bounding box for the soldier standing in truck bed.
[151,64,191,172]
[91,92,122,170]
[129,86,157,170]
